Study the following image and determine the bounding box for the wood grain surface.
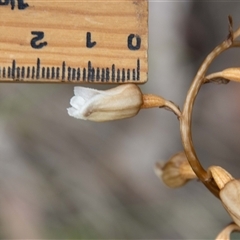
[0,0,148,83]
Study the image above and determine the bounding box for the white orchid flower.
[67,84,143,122]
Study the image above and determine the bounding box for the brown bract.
[220,180,240,227]
[155,152,196,188]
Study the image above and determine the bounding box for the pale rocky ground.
[1,1,240,239]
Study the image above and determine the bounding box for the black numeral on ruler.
[0,58,141,82]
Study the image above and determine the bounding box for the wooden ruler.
[0,0,148,84]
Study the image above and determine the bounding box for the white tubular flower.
[67,84,143,122]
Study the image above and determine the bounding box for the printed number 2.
[31,31,48,49]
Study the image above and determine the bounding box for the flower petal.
[67,107,86,120]
[74,86,101,100]
[70,96,85,109]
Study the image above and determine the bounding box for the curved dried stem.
[163,100,181,119]
[141,94,181,119]
[180,27,240,198]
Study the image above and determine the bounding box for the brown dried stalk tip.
[155,152,197,188]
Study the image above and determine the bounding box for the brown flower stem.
[164,100,182,119]
[205,72,222,80]
[180,27,240,198]
[141,94,181,118]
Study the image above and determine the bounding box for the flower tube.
[67,84,143,122]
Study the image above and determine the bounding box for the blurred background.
[1,1,240,239]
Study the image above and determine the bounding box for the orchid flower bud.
[221,68,240,82]
[67,84,143,122]
[205,68,240,84]
[209,166,240,227]
[155,152,197,188]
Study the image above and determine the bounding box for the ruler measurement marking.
[87,61,92,81]
[92,68,95,82]
[51,67,55,79]
[47,67,50,79]
[106,68,110,82]
[137,58,140,80]
[62,62,66,81]
[112,65,115,82]
[17,67,20,79]
[56,67,60,80]
[0,58,141,82]
[3,68,5,78]
[21,66,25,79]
[36,58,40,79]
[31,66,34,79]
[72,68,76,81]
[77,68,80,81]
[42,67,45,79]
[67,67,71,81]
[133,69,136,81]
[82,68,86,81]
[122,69,125,82]
[101,68,104,82]
[117,69,120,82]
[8,66,11,78]
[0,1,147,84]
[96,67,100,82]
[26,66,30,78]
[12,60,16,79]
